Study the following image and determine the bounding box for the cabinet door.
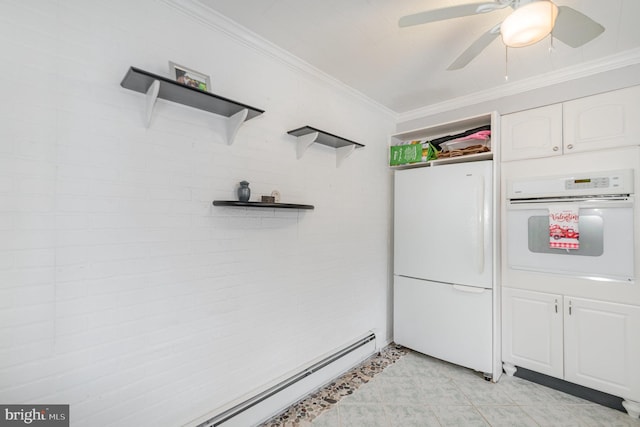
[564,297,640,401]
[501,104,563,162]
[502,287,563,378]
[563,85,640,154]
[395,276,493,373]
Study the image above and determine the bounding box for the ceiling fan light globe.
[504,27,550,47]
[501,0,558,48]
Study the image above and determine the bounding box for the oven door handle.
[507,196,634,210]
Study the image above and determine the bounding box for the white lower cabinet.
[502,287,640,418]
[564,297,640,401]
[502,287,563,378]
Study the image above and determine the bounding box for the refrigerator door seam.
[396,275,492,289]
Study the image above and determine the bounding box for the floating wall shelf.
[287,126,364,167]
[213,201,314,210]
[120,67,264,145]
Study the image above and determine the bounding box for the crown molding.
[398,47,640,123]
[160,0,397,120]
[155,0,640,125]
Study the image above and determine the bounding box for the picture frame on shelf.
[169,61,210,92]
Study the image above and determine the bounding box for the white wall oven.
[506,169,635,283]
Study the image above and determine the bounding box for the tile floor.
[263,346,640,427]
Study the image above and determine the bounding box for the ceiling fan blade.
[552,6,605,48]
[447,24,501,70]
[399,2,507,28]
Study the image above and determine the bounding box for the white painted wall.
[0,1,396,426]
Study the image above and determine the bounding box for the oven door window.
[527,215,603,256]
[507,205,634,282]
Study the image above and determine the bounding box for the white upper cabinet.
[501,85,640,162]
[501,104,563,161]
[563,85,640,154]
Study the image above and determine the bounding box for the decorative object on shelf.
[271,190,281,203]
[287,126,364,167]
[237,181,251,202]
[169,61,211,92]
[213,201,314,210]
[261,195,275,203]
[120,67,264,145]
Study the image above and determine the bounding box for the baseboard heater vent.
[197,332,376,427]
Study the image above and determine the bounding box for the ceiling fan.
[399,0,605,70]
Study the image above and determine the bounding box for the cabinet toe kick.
[622,400,640,419]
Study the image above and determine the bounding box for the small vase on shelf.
[237,181,251,202]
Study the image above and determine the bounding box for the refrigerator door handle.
[477,175,485,274]
[453,284,487,294]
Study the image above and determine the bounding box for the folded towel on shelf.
[450,130,491,142]
[437,144,490,158]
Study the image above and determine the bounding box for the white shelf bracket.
[336,144,356,167]
[225,108,249,145]
[296,132,319,159]
[144,79,160,128]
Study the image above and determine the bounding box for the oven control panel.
[509,169,634,199]
[565,176,611,190]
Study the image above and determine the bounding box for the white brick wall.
[0,1,395,425]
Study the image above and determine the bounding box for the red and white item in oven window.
[549,206,580,250]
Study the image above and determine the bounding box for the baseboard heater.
[196,332,376,427]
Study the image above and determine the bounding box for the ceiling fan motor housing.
[510,0,544,9]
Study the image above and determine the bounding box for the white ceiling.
[196,0,640,114]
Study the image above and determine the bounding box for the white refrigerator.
[394,160,494,376]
